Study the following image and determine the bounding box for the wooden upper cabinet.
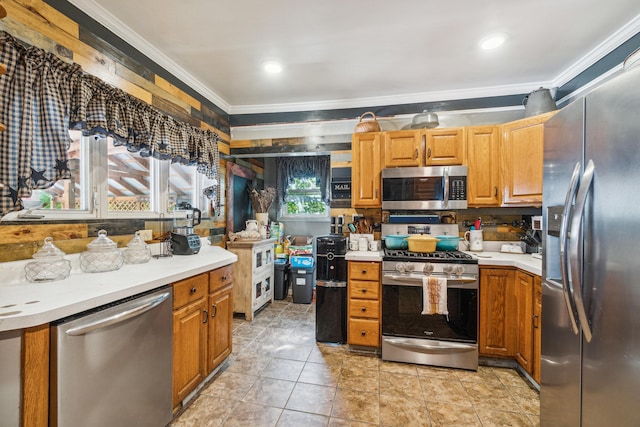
[466,126,500,206]
[500,111,556,206]
[352,132,383,208]
[424,128,465,165]
[383,130,423,167]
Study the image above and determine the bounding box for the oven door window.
[382,284,477,343]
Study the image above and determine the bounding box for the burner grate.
[383,249,474,262]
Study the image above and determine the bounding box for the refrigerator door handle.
[569,159,595,342]
[560,162,581,334]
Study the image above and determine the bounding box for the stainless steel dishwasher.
[50,286,173,427]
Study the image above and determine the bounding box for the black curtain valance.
[0,31,220,217]
[275,155,330,208]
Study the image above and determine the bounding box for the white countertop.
[466,251,542,276]
[0,240,237,332]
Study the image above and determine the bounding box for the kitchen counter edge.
[0,243,237,332]
[467,251,542,276]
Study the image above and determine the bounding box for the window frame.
[4,133,217,222]
[279,177,329,220]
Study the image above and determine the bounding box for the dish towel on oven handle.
[422,276,448,316]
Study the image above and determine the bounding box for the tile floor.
[171,298,540,427]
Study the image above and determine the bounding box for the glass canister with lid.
[123,231,152,264]
[80,229,124,273]
[24,237,72,282]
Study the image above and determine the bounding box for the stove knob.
[396,263,406,274]
[405,263,415,273]
[423,263,434,275]
[454,265,465,276]
[443,265,453,274]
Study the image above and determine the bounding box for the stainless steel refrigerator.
[541,55,640,426]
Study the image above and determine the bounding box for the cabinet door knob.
[203,310,208,324]
[533,314,539,328]
[190,287,197,294]
[361,307,367,312]
[222,275,227,281]
[361,330,366,336]
[212,304,217,318]
[494,186,498,197]
[414,148,418,159]
[427,147,432,158]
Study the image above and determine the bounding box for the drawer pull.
[190,287,197,294]
[222,275,227,281]
[362,270,367,274]
[361,307,367,312]
[361,288,367,293]
[361,330,366,336]
[203,310,208,324]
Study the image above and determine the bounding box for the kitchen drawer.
[348,318,380,347]
[349,280,379,300]
[349,262,380,281]
[173,273,208,309]
[349,299,379,319]
[209,265,233,293]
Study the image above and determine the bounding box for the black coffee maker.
[170,202,202,255]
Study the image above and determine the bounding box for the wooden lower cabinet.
[479,266,543,383]
[533,275,542,383]
[515,270,534,373]
[172,266,234,408]
[208,265,234,372]
[479,267,516,357]
[347,261,381,347]
[172,297,207,406]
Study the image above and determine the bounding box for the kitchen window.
[281,177,328,218]
[11,130,218,220]
[275,155,330,219]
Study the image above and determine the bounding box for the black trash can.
[274,259,290,300]
[291,266,315,304]
[315,280,347,343]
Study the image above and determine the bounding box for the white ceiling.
[69,0,640,115]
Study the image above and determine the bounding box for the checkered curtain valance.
[0,31,220,217]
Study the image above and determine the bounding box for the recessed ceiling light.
[480,34,507,50]
[264,61,283,73]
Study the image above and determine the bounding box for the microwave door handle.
[569,159,595,343]
[560,162,581,335]
[443,167,449,208]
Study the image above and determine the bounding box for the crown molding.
[228,82,554,115]
[552,13,640,88]
[66,0,231,113]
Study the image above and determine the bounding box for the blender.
[170,202,202,255]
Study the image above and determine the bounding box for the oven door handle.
[383,337,476,354]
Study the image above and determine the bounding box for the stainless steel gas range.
[381,223,479,371]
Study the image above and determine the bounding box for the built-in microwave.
[382,166,467,210]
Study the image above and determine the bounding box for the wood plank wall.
[0,0,242,261]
